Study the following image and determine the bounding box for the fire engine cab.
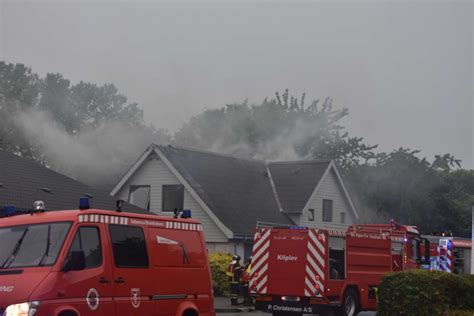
[249,223,429,316]
[0,201,214,316]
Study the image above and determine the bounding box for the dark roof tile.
[0,150,146,214]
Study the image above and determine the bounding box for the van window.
[109,225,149,268]
[148,228,204,267]
[69,226,102,269]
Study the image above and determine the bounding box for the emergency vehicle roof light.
[4,205,15,216]
[181,209,192,218]
[289,226,307,230]
[79,197,90,210]
[33,200,45,212]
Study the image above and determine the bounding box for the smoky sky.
[1,0,472,168]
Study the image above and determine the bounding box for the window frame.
[67,225,103,270]
[340,212,346,224]
[108,224,149,268]
[128,185,151,211]
[322,199,333,222]
[161,184,184,212]
[308,208,315,221]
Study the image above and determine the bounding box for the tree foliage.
[0,62,41,159]
[176,89,377,166]
[347,148,473,236]
[0,62,155,159]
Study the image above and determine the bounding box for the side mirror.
[423,238,431,265]
[62,250,86,272]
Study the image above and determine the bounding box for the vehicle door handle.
[115,277,125,284]
[99,277,110,284]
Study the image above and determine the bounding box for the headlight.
[5,301,40,316]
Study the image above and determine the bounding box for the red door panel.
[58,224,115,315]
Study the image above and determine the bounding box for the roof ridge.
[155,144,266,164]
[267,159,332,165]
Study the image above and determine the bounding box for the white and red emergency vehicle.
[423,236,472,274]
[0,201,214,316]
[249,223,429,316]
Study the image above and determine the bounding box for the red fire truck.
[0,201,214,316]
[249,223,429,316]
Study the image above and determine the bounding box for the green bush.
[208,252,233,297]
[378,270,474,316]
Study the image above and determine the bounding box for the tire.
[230,297,239,305]
[338,289,359,316]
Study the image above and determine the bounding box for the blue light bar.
[289,226,308,230]
[181,209,192,218]
[4,205,16,216]
[79,197,90,210]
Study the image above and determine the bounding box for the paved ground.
[215,297,375,316]
[217,312,375,316]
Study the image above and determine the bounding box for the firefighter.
[241,256,253,305]
[226,255,241,281]
[228,255,242,305]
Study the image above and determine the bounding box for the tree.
[175,89,377,165]
[39,73,76,133]
[69,82,145,131]
[0,62,41,159]
[346,148,473,235]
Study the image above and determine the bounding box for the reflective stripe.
[307,243,324,268]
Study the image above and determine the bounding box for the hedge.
[208,252,233,297]
[378,270,474,316]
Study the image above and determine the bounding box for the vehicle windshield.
[0,222,71,269]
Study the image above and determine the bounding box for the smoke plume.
[14,109,167,191]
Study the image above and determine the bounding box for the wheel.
[230,297,239,305]
[338,289,359,316]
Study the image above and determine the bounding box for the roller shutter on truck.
[249,227,328,298]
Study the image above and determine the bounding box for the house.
[0,150,145,215]
[111,144,359,258]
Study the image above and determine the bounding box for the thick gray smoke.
[14,109,166,191]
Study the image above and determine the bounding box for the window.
[0,222,71,269]
[408,238,421,261]
[129,185,150,210]
[162,185,184,212]
[340,212,346,224]
[109,225,149,268]
[328,237,345,280]
[308,209,315,221]
[322,199,333,222]
[68,226,102,269]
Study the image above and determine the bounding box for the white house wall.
[298,168,355,230]
[115,155,228,243]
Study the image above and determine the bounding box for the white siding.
[115,155,228,242]
[298,168,355,230]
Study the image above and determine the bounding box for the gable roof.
[0,150,147,214]
[157,145,293,235]
[111,144,359,236]
[268,160,332,214]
